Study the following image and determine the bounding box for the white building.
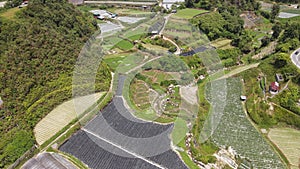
[162,0,184,9]
[0,1,6,8]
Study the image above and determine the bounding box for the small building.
[269,82,279,94]
[275,73,284,82]
[162,0,185,9]
[19,1,28,8]
[240,96,247,101]
[151,30,158,35]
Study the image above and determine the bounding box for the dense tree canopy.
[192,12,244,40]
[186,0,261,11]
[0,1,110,168]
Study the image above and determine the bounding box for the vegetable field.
[268,128,300,169]
[34,92,104,145]
[163,17,209,49]
[207,78,285,168]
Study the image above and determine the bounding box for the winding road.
[291,47,300,69]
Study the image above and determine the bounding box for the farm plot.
[128,69,188,122]
[117,16,146,24]
[148,16,165,33]
[34,92,104,145]
[163,17,209,48]
[172,8,208,20]
[99,22,123,33]
[115,8,153,15]
[130,79,151,110]
[268,128,300,169]
[206,78,285,168]
[278,12,300,18]
[210,38,233,49]
[60,96,188,169]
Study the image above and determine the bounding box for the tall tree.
[271,4,280,21]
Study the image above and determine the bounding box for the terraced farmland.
[268,128,300,169]
[163,17,209,49]
[60,76,188,169]
[207,78,285,168]
[34,92,104,145]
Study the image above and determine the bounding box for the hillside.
[0,1,111,168]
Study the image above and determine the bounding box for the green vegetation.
[217,48,242,67]
[0,7,20,20]
[173,8,208,19]
[185,0,260,11]
[0,1,111,168]
[114,39,134,50]
[189,80,218,164]
[192,12,244,41]
[210,38,233,49]
[142,36,177,53]
[242,53,300,129]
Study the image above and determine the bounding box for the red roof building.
[270,82,279,94]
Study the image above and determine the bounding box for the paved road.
[291,47,300,69]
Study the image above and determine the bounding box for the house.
[240,96,247,101]
[275,73,284,82]
[269,82,279,94]
[162,0,184,9]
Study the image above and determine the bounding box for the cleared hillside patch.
[0,7,20,20]
[34,92,105,145]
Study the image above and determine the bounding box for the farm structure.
[21,152,77,169]
[60,76,188,169]
[207,78,285,168]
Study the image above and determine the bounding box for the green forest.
[0,1,111,168]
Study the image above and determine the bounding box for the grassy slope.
[173,8,208,19]
[0,7,20,20]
